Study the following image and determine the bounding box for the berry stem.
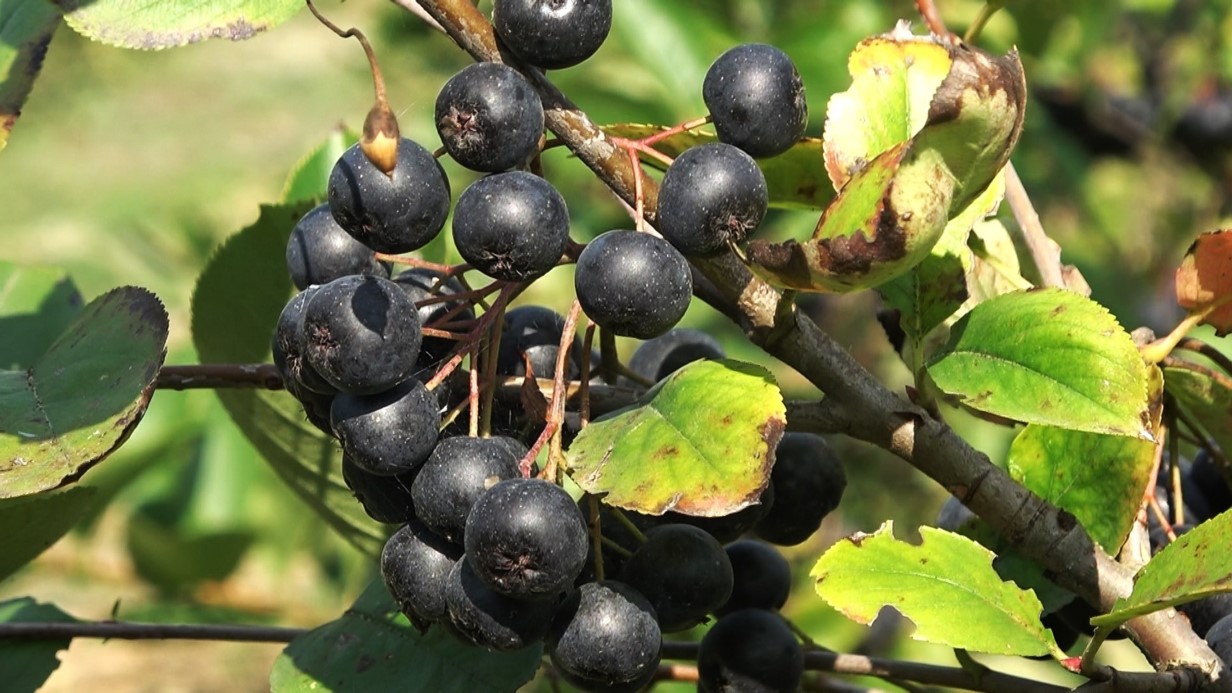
[0,620,305,643]
[478,291,511,438]
[522,300,583,480]
[468,342,480,437]
[579,323,595,427]
[963,2,1005,45]
[586,494,605,582]
[1174,337,1232,380]
[608,507,647,544]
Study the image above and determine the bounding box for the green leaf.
[811,522,1061,657]
[926,288,1152,438]
[190,203,384,559]
[601,124,833,210]
[54,0,301,49]
[0,287,168,498]
[0,486,97,581]
[0,597,78,692]
[0,262,83,370]
[1163,361,1232,459]
[0,0,60,151]
[1092,509,1232,628]
[822,28,953,191]
[565,359,785,516]
[270,580,542,693]
[281,129,357,205]
[1008,424,1155,554]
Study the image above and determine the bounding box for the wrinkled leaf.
[0,486,97,581]
[1092,509,1232,628]
[812,522,1061,657]
[0,597,78,692]
[743,27,1025,293]
[1175,229,1232,336]
[602,124,831,210]
[54,0,301,49]
[566,359,785,516]
[0,287,168,498]
[190,203,384,559]
[926,288,1152,438]
[0,0,60,151]
[281,128,357,205]
[823,27,952,191]
[271,580,542,693]
[0,262,83,370]
[1008,424,1155,555]
[1163,361,1232,459]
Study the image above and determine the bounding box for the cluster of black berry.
[273,0,832,689]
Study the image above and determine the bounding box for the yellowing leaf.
[1176,230,1232,336]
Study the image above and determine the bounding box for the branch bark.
[409,0,1224,683]
[0,621,305,643]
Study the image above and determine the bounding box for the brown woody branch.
[406,0,1226,682]
[0,620,305,642]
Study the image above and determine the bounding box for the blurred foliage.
[2,0,1231,689]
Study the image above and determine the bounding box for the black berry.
[453,171,570,281]
[717,540,792,616]
[444,556,559,651]
[330,379,441,476]
[382,518,464,626]
[411,435,525,543]
[621,524,733,632]
[272,286,336,395]
[493,0,613,70]
[286,203,388,290]
[754,432,846,546]
[703,43,808,158]
[341,455,417,524]
[328,138,451,253]
[436,62,544,172]
[574,230,692,339]
[548,581,661,693]
[302,275,422,395]
[657,142,767,256]
[697,609,804,693]
[465,478,588,600]
[626,327,725,384]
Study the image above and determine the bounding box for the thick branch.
[0,621,305,643]
[410,0,1222,680]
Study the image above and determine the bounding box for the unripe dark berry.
[657,143,768,256]
[436,62,544,173]
[328,138,451,253]
[703,43,808,158]
[574,230,692,339]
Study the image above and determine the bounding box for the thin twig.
[156,364,284,390]
[1004,162,1066,289]
[0,621,306,643]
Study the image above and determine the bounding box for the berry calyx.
[436,62,544,172]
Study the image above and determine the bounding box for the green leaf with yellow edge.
[281,128,357,205]
[0,0,61,151]
[742,26,1025,294]
[54,0,301,50]
[601,123,831,210]
[1092,509,1232,628]
[1163,360,1232,459]
[823,25,953,191]
[565,359,784,516]
[0,287,168,498]
[1008,424,1155,555]
[811,521,1062,658]
[271,579,542,692]
[926,288,1153,439]
[191,203,384,559]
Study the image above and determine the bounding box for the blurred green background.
[3,0,1232,689]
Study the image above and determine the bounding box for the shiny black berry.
[703,43,808,158]
[453,171,570,281]
[574,230,692,339]
[436,62,544,172]
[657,143,767,256]
[493,0,613,70]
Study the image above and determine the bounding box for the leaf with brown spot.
[53,0,301,50]
[565,360,784,516]
[1092,508,1232,628]
[741,27,1026,294]
[1176,230,1232,336]
[0,0,61,151]
[0,287,168,498]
